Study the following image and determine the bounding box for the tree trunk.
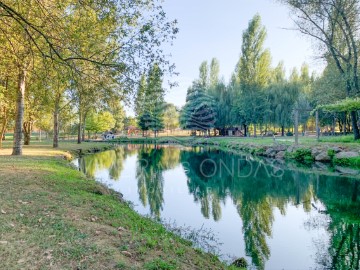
[81,110,87,142]
[0,77,9,148]
[281,125,285,137]
[12,68,26,156]
[23,121,32,145]
[82,124,85,141]
[77,109,82,144]
[0,117,7,149]
[0,106,8,148]
[350,111,360,140]
[243,124,247,137]
[53,98,60,148]
[253,124,257,138]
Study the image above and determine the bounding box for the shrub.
[334,157,360,168]
[327,149,336,163]
[293,148,314,164]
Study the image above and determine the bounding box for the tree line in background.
[180,9,360,139]
[2,0,360,154]
[134,64,180,137]
[0,0,178,154]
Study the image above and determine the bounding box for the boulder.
[315,151,331,162]
[274,144,287,152]
[275,151,286,159]
[287,145,300,153]
[335,166,360,176]
[335,151,359,159]
[311,147,323,157]
[313,162,329,170]
[330,146,342,153]
[265,148,276,157]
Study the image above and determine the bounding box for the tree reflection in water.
[136,145,181,220]
[79,145,360,270]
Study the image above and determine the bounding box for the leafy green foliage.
[135,64,166,135]
[317,98,360,113]
[85,111,115,134]
[180,81,216,133]
[163,104,180,130]
[334,157,360,168]
[293,148,314,164]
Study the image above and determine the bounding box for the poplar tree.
[235,14,272,136]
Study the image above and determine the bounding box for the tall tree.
[199,61,209,88]
[209,58,220,88]
[235,14,272,137]
[280,0,360,139]
[163,103,180,131]
[136,64,166,137]
[180,81,216,135]
[135,75,147,117]
[0,0,178,154]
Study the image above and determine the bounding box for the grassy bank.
[0,141,237,270]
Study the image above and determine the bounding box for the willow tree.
[281,0,360,139]
[268,63,299,136]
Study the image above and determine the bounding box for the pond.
[73,144,360,270]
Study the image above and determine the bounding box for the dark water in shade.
[73,144,360,270]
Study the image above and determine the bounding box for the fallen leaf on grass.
[0,241,8,245]
[90,216,98,222]
[121,251,132,257]
[1,209,6,214]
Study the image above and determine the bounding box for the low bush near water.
[293,148,314,164]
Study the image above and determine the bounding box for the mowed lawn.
[0,140,233,270]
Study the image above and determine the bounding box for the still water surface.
[73,144,360,270]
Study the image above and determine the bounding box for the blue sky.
[160,0,325,109]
